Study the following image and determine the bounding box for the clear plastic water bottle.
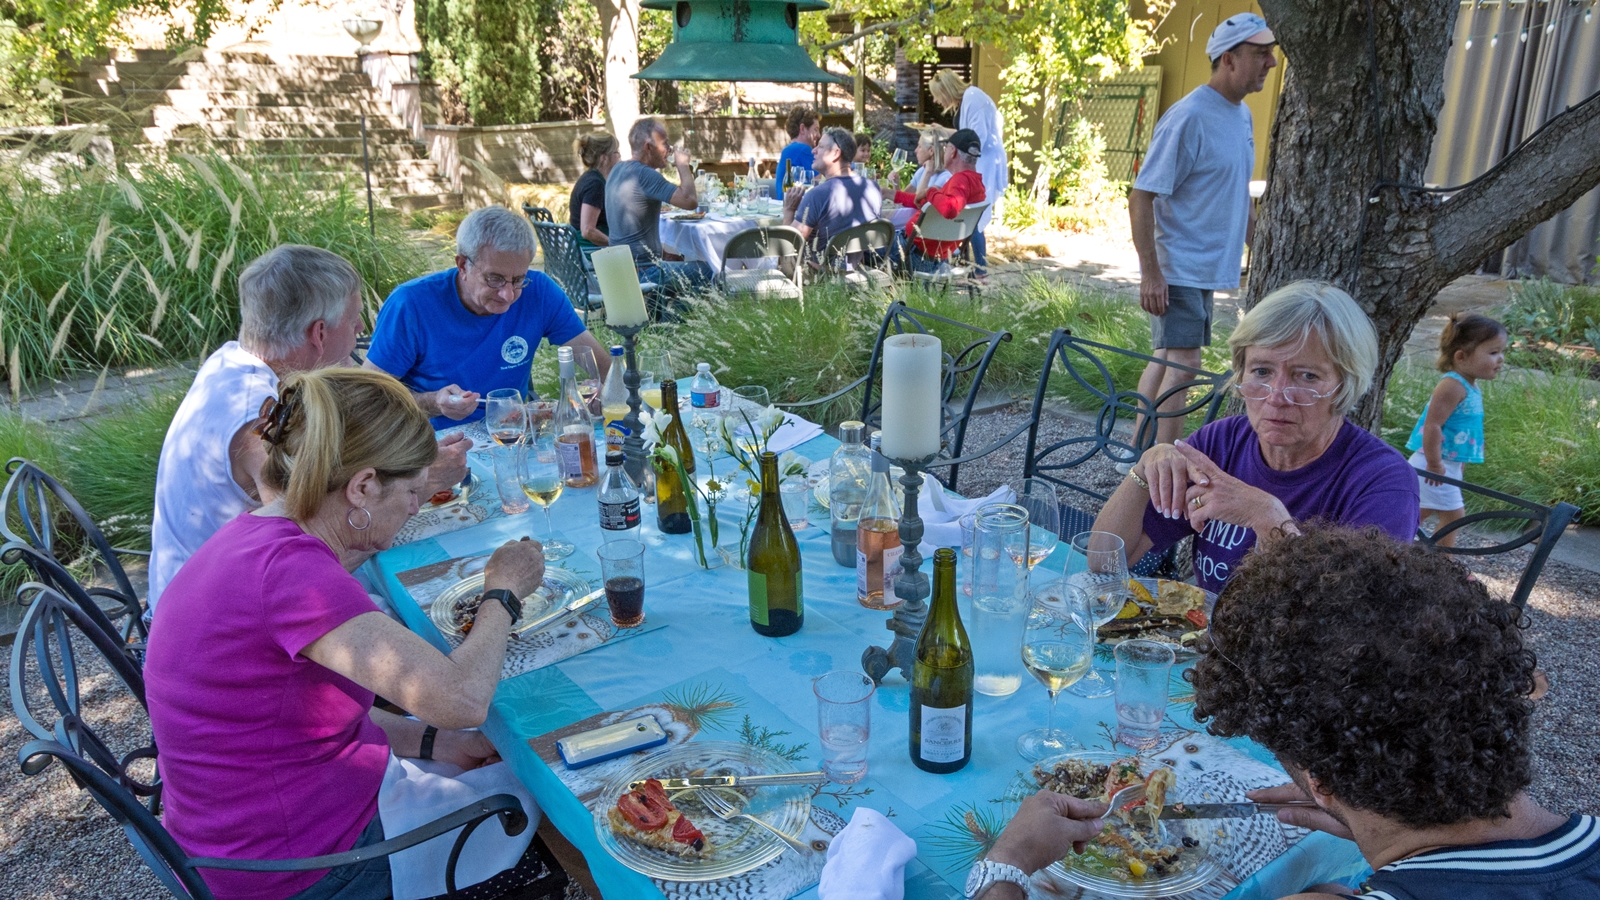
[601,345,628,447]
[829,422,871,567]
[690,362,721,411]
[597,450,641,542]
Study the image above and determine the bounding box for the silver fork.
[697,789,820,853]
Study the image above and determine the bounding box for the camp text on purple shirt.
[1143,415,1421,593]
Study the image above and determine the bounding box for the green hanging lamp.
[635,0,844,83]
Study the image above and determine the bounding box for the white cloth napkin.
[919,484,1016,557]
[817,807,919,900]
[378,755,539,900]
[763,411,825,456]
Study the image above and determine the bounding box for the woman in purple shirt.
[1093,280,1419,593]
[146,368,545,900]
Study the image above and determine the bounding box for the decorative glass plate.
[429,568,592,638]
[592,741,812,882]
[1097,578,1218,661]
[1013,750,1233,898]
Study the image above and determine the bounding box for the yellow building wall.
[1144,0,1285,180]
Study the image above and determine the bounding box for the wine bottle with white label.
[910,547,973,773]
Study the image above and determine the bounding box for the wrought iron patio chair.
[522,204,555,224]
[776,301,1012,491]
[10,583,160,810]
[1,457,146,644]
[721,226,805,300]
[821,220,895,292]
[1411,467,1579,611]
[1021,329,1232,575]
[17,737,538,900]
[533,221,658,326]
[4,540,145,664]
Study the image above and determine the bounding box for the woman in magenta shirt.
[1093,281,1420,593]
[146,368,544,900]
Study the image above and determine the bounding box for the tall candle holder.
[610,323,648,486]
[861,451,939,685]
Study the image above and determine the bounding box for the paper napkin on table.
[763,411,825,456]
[919,484,1016,557]
[817,807,919,900]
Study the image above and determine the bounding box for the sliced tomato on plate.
[671,813,705,848]
[616,790,669,831]
[1185,608,1208,629]
[430,489,456,505]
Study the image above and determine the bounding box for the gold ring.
[1190,496,1204,509]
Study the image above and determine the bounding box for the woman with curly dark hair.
[968,525,1597,900]
[1190,525,1597,899]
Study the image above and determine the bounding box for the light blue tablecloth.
[371,394,1369,900]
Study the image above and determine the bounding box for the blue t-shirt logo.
[501,336,529,366]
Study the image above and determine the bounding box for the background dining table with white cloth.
[659,210,782,273]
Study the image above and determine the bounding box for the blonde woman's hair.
[258,368,437,520]
[1227,280,1379,416]
[917,125,952,148]
[576,131,619,169]
[929,70,969,110]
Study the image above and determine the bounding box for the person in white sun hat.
[1127,11,1278,462]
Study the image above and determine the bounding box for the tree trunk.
[1249,0,1600,431]
[594,0,641,156]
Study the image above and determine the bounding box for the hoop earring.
[346,507,372,531]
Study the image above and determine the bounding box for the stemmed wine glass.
[1017,579,1094,759]
[1015,478,1061,589]
[485,389,525,446]
[1065,530,1130,699]
[637,350,672,414]
[521,426,574,561]
[570,345,602,415]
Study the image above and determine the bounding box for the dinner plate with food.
[428,568,594,639]
[593,741,813,881]
[425,472,480,510]
[1019,751,1232,897]
[1097,578,1217,659]
[669,210,708,221]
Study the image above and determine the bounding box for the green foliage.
[1498,277,1600,351]
[1382,360,1600,525]
[416,0,542,125]
[0,151,440,390]
[56,390,181,548]
[0,0,239,124]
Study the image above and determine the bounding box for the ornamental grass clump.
[0,149,439,395]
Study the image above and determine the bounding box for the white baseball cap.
[1206,12,1276,61]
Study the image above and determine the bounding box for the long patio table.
[370,395,1369,900]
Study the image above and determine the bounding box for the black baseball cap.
[948,128,982,156]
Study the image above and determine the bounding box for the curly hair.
[1190,525,1538,828]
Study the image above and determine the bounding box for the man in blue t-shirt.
[968,527,1595,900]
[364,206,610,429]
[781,127,881,269]
[772,105,820,199]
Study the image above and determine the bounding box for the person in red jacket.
[887,128,987,274]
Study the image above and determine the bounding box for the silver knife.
[1159,801,1317,820]
[629,771,828,791]
[515,587,606,636]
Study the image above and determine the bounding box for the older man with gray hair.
[148,244,469,613]
[364,205,609,428]
[604,117,711,300]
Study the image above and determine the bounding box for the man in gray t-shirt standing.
[605,117,711,303]
[1130,13,1277,447]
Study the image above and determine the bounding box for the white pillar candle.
[879,333,943,460]
[593,245,649,328]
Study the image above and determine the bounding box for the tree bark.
[1248,0,1600,430]
[594,0,642,156]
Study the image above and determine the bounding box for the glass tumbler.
[814,670,874,784]
[971,504,1031,697]
[779,476,810,528]
[1114,639,1176,750]
[492,443,529,514]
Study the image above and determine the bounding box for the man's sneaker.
[1115,461,1135,475]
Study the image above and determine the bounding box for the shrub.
[0,151,441,393]
[1498,277,1600,351]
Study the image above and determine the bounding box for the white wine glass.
[570,345,602,415]
[637,350,672,414]
[521,428,574,561]
[1065,530,1130,699]
[1017,580,1093,760]
[1016,478,1061,583]
[486,389,525,446]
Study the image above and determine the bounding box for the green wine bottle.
[910,547,973,773]
[747,451,803,637]
[654,378,693,535]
